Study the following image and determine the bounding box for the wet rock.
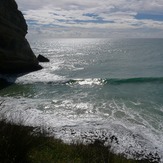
[110,135,119,144]
[37,54,50,62]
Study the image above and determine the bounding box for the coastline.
[0,119,160,163]
[0,0,162,162]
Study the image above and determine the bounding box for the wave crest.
[66,77,163,86]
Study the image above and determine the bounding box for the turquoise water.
[0,38,163,161]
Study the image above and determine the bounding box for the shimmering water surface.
[0,38,163,161]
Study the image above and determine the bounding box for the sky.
[16,0,163,38]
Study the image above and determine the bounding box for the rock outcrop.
[0,0,42,73]
[37,54,50,62]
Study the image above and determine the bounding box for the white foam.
[14,62,65,84]
[78,79,103,86]
[16,71,64,84]
[67,78,105,87]
[0,97,162,162]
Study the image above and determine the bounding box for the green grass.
[0,119,159,163]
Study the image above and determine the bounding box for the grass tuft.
[0,119,159,163]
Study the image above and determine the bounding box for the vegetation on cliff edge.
[0,118,158,163]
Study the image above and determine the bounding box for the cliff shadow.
[0,73,29,90]
[0,76,16,90]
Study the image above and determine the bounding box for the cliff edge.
[0,0,42,73]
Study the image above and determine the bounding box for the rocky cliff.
[0,0,42,73]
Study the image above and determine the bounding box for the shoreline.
[0,118,160,163]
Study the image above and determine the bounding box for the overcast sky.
[16,0,163,38]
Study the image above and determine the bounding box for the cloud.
[16,0,163,38]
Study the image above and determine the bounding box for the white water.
[1,38,163,162]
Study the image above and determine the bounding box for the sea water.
[0,38,163,162]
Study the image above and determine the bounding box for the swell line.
[3,76,163,86]
[105,77,163,84]
[67,77,163,86]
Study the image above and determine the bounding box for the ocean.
[0,38,163,162]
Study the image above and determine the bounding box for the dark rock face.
[37,54,50,62]
[0,0,42,73]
